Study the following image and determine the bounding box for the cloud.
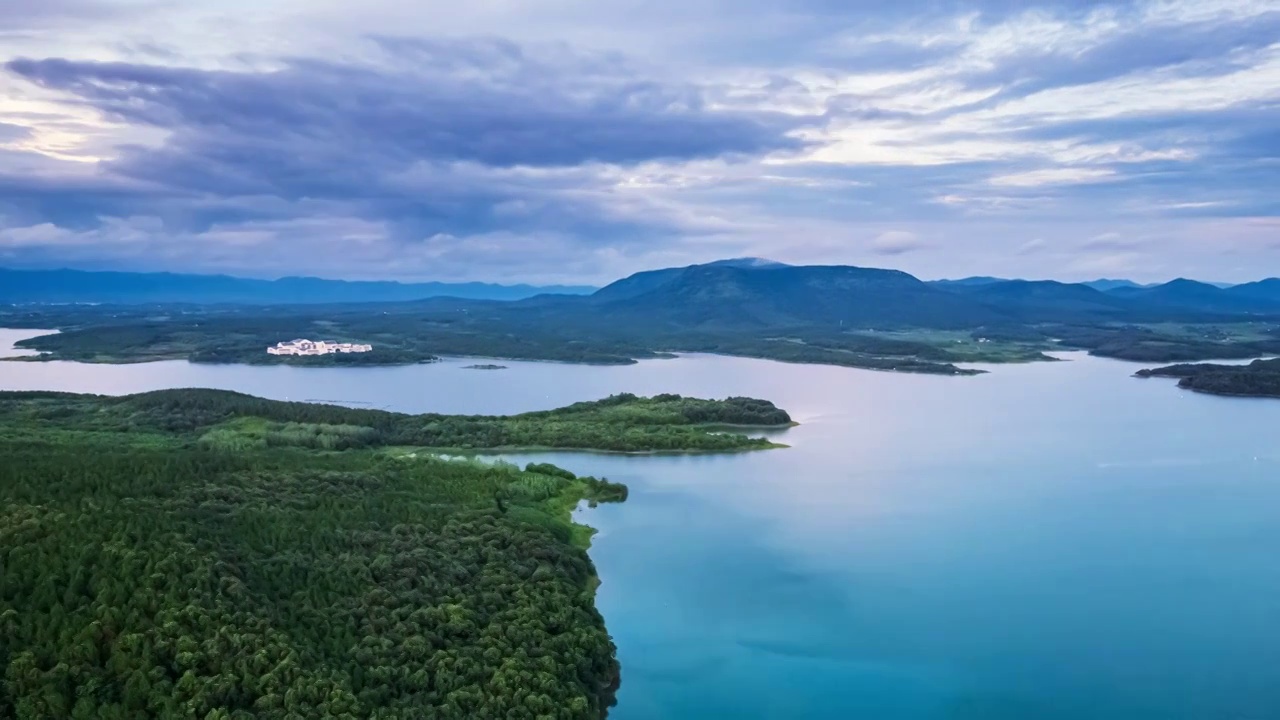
[870,230,927,256]
[1082,231,1146,251]
[0,123,32,143]
[0,0,1277,282]
[0,0,122,31]
[0,38,819,276]
[6,41,807,176]
[1016,238,1049,254]
[988,167,1119,187]
[1066,251,1146,275]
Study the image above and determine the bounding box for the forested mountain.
[1228,278,1280,304]
[941,280,1134,320]
[584,263,1280,328]
[1109,278,1272,313]
[0,268,594,304]
[0,389,789,718]
[590,264,1007,329]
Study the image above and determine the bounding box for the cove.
[3,328,1280,719]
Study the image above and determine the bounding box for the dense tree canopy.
[0,388,788,453]
[0,390,788,718]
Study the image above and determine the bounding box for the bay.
[3,327,1279,719]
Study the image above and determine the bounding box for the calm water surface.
[3,328,1279,719]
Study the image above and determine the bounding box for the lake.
[3,327,1279,719]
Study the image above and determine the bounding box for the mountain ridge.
[0,267,596,305]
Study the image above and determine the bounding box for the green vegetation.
[0,321,439,366]
[1050,323,1280,362]
[0,309,1011,375]
[0,310,654,367]
[64,389,788,453]
[0,389,789,718]
[1137,358,1280,398]
[793,328,1053,365]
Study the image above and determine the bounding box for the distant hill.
[588,258,787,304]
[590,263,1007,329]
[587,263,1280,331]
[1083,278,1148,292]
[946,280,1133,320]
[7,263,1278,330]
[1228,278,1280,304]
[1116,278,1275,314]
[0,268,595,305]
[929,276,1012,288]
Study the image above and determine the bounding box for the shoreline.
[390,440,790,458]
[8,326,1277,391]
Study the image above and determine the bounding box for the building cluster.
[267,339,373,356]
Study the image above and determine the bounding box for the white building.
[268,338,373,356]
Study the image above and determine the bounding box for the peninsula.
[1137,358,1280,399]
[0,389,789,717]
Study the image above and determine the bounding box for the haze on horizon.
[1,0,1277,285]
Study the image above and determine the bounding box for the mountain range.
[9,259,1280,373]
[0,268,595,304]
[563,262,1280,331]
[5,262,1280,330]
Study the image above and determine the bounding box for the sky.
[0,0,1278,284]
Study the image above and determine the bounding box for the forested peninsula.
[1137,358,1280,398]
[0,389,789,718]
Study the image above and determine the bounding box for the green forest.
[12,389,790,453]
[0,390,789,718]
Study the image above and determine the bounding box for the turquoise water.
[3,328,1279,718]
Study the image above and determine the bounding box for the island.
[463,363,508,370]
[1136,357,1280,398]
[0,389,789,718]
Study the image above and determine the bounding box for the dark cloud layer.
[3,39,814,255]
[2,1,1278,282]
[8,41,806,177]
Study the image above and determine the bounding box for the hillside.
[945,280,1133,320]
[1115,278,1272,314]
[1229,278,1280,305]
[591,264,1007,330]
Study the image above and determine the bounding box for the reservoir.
[3,328,1279,719]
